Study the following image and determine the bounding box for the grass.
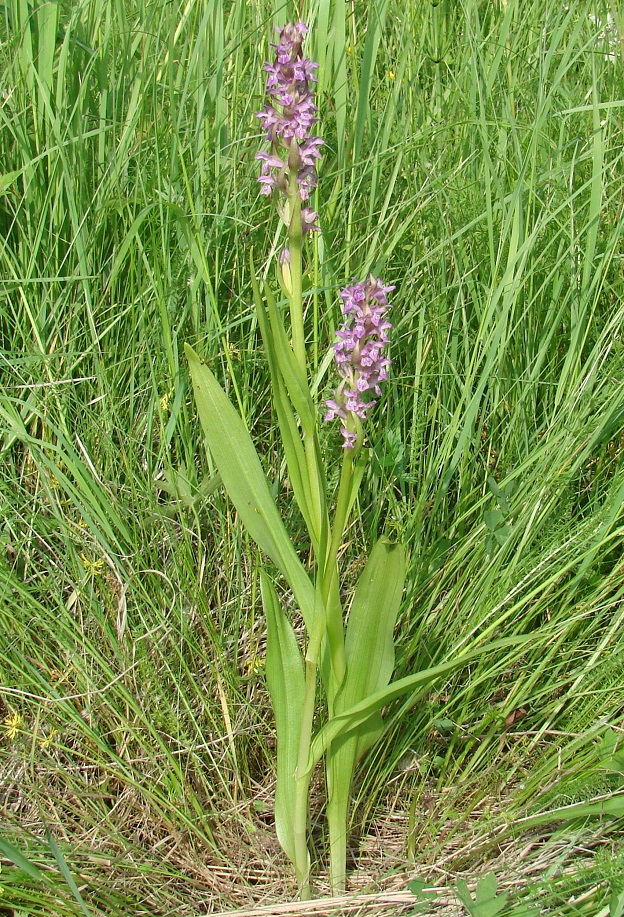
[1,0,623,913]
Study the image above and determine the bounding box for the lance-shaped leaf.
[261,570,307,870]
[185,344,315,630]
[325,538,405,891]
[251,272,321,548]
[341,538,405,756]
[304,634,532,780]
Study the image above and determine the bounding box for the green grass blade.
[45,827,93,917]
[0,838,47,883]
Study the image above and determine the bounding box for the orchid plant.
[184,22,518,899]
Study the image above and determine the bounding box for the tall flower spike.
[256,22,323,235]
[325,277,394,449]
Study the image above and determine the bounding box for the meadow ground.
[1,1,624,914]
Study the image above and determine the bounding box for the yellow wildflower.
[3,712,24,739]
[80,554,104,576]
[38,729,57,750]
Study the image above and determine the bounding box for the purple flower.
[256,22,323,234]
[325,277,394,448]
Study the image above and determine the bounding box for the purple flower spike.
[256,22,323,234]
[324,277,394,448]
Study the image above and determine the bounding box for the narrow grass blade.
[45,827,93,917]
[353,0,389,163]
[0,838,46,883]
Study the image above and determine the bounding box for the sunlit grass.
[1,0,623,913]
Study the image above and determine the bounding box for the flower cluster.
[256,22,323,234]
[325,277,394,448]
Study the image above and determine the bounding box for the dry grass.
[2,738,613,915]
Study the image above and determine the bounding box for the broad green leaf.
[407,879,438,901]
[304,634,531,778]
[261,571,306,870]
[484,509,505,531]
[610,890,624,917]
[342,538,405,758]
[477,879,508,917]
[455,874,508,917]
[185,344,315,630]
[325,538,405,891]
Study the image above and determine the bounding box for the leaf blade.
[306,634,532,777]
[261,570,306,868]
[185,343,315,629]
[341,538,405,757]
[325,539,405,890]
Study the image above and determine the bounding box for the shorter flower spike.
[256,22,323,234]
[325,277,394,448]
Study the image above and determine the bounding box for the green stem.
[288,173,325,560]
[293,773,312,899]
[322,447,355,605]
[303,430,326,560]
[292,607,326,899]
[327,785,349,893]
[288,170,306,374]
[320,442,363,690]
[322,435,366,892]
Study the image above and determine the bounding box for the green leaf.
[484,509,505,531]
[261,571,306,869]
[610,890,624,917]
[185,344,315,630]
[45,827,93,917]
[455,874,508,917]
[325,539,405,890]
[0,838,46,883]
[408,878,436,900]
[598,728,624,780]
[407,878,437,913]
[518,791,624,827]
[0,169,24,195]
[304,634,531,778]
[251,271,322,549]
[341,538,406,758]
[494,525,512,546]
[263,282,316,435]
